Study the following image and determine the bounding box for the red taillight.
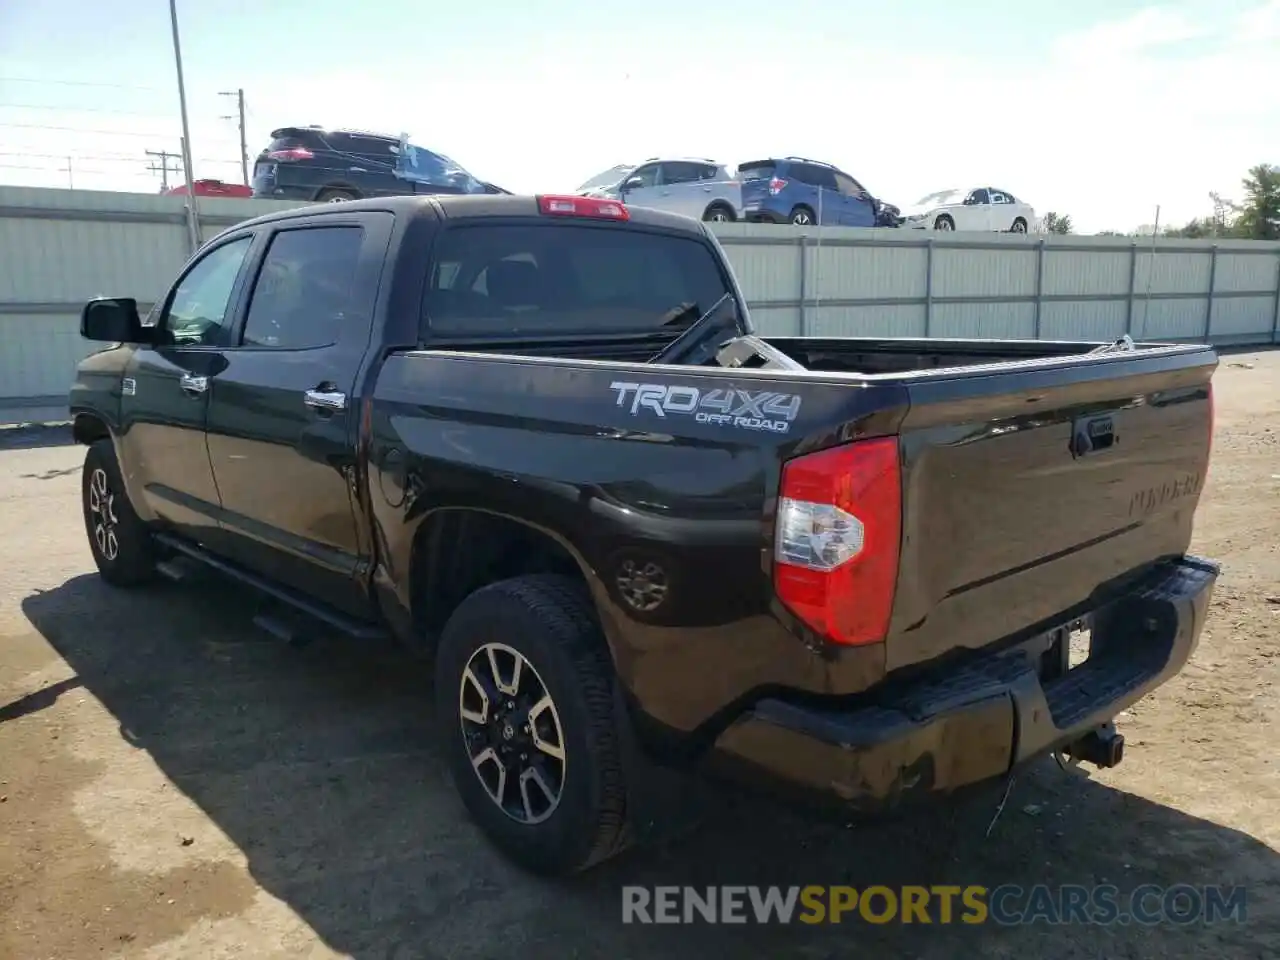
[773,437,902,646]
[537,194,630,220]
[267,147,314,161]
[768,176,788,196]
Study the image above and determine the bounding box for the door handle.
[304,389,347,412]
[179,374,208,395]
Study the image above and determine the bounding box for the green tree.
[1232,164,1280,240]
[1042,212,1073,235]
[1164,218,1215,239]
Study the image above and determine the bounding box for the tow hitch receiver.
[1063,721,1126,769]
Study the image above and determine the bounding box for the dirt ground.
[1,349,1277,960]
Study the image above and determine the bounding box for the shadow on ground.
[0,423,74,452]
[17,573,1278,960]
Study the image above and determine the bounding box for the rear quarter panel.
[366,352,909,734]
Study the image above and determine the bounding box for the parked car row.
[573,157,1036,233]
[575,155,901,228]
[245,125,1034,233]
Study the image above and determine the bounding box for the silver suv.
[576,158,743,222]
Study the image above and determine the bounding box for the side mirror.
[80,297,149,343]
[621,177,645,193]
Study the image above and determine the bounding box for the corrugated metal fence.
[2,186,1279,424]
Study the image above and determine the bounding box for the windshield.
[575,164,633,192]
[423,223,733,339]
[915,189,963,207]
[394,141,487,194]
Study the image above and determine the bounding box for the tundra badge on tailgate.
[609,381,802,434]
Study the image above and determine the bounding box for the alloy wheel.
[87,467,120,561]
[792,211,813,225]
[459,642,567,825]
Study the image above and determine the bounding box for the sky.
[0,0,1277,233]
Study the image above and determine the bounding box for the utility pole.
[219,87,249,186]
[168,0,201,252]
[146,148,182,191]
[67,156,73,189]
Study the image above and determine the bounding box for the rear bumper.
[706,556,1218,811]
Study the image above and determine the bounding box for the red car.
[165,179,253,198]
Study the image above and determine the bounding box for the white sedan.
[902,187,1035,233]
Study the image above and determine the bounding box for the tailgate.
[885,346,1216,670]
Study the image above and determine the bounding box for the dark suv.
[739,156,897,227]
[251,126,508,203]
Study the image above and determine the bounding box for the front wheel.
[934,214,955,231]
[435,574,631,875]
[82,440,158,587]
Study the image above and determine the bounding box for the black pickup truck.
[70,193,1219,875]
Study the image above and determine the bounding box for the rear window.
[737,163,776,181]
[422,223,732,339]
[267,135,312,152]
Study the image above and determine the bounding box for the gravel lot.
[1,349,1277,959]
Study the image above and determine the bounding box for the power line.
[0,150,239,165]
[0,75,161,91]
[0,162,157,177]
[0,102,171,118]
[0,121,243,147]
[0,121,180,137]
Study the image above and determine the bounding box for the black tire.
[702,203,735,223]
[435,573,630,876]
[934,214,955,231]
[316,188,357,203]
[789,205,815,226]
[1011,217,1028,233]
[82,439,158,587]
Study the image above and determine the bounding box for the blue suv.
[739,157,884,227]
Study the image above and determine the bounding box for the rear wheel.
[702,203,735,223]
[435,574,631,875]
[790,206,815,226]
[82,440,158,587]
[1010,217,1028,233]
[316,188,357,203]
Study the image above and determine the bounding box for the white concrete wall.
[2,186,1278,424]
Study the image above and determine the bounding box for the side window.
[967,188,991,204]
[162,236,253,346]
[700,164,722,181]
[834,172,866,198]
[991,190,1015,204]
[241,226,365,349]
[626,164,659,189]
[327,134,396,158]
[795,164,838,190]
[662,161,704,185]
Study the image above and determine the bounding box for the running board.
[152,533,390,643]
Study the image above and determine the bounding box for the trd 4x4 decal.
[609,381,802,434]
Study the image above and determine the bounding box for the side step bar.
[153,533,390,643]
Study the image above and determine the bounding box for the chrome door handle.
[179,374,208,394]
[304,389,347,411]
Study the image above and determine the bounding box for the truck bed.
[379,332,1215,712]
